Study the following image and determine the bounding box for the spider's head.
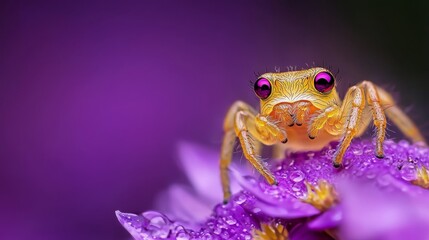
[254,67,340,115]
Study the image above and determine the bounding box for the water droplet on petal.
[366,169,377,179]
[266,188,279,195]
[252,207,261,213]
[377,174,390,187]
[353,149,363,155]
[399,140,410,148]
[289,170,304,182]
[234,194,247,205]
[313,163,322,170]
[213,227,222,235]
[292,182,302,192]
[204,232,213,240]
[401,163,417,181]
[225,216,237,225]
[176,231,191,240]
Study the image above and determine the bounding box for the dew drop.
[364,148,372,154]
[304,165,312,173]
[401,163,417,181]
[313,163,322,170]
[207,221,215,229]
[234,194,247,205]
[267,188,279,195]
[289,170,305,182]
[366,170,376,179]
[377,174,390,187]
[398,140,410,148]
[252,208,261,213]
[225,217,237,225]
[353,149,363,155]
[292,182,302,192]
[204,233,213,240]
[221,231,230,239]
[176,231,190,240]
[213,227,222,235]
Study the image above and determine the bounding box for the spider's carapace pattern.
[220,67,426,202]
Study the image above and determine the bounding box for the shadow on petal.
[289,223,334,240]
[308,205,342,230]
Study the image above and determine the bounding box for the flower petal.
[308,205,342,230]
[339,180,429,240]
[177,141,242,202]
[254,199,319,219]
[156,184,212,225]
[289,223,334,240]
[232,167,320,218]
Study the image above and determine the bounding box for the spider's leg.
[234,111,278,185]
[333,86,366,167]
[307,106,340,139]
[373,85,426,143]
[255,115,288,144]
[359,81,387,158]
[355,108,372,137]
[220,101,258,202]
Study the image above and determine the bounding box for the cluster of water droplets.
[116,191,261,240]
[117,139,429,239]
[115,210,195,239]
[260,140,428,201]
[193,199,258,240]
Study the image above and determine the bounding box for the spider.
[220,67,426,202]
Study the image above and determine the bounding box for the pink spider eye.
[254,78,271,99]
[314,72,335,93]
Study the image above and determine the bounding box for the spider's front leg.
[220,101,285,202]
[307,86,366,167]
[333,86,369,167]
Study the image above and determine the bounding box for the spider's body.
[220,67,425,202]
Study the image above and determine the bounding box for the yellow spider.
[220,67,426,202]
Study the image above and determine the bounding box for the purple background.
[1,1,428,239]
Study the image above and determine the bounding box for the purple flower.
[116,139,429,239]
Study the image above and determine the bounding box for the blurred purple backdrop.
[0,1,428,239]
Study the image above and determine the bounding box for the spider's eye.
[314,72,335,93]
[254,78,271,99]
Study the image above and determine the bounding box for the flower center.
[411,166,429,188]
[253,222,288,240]
[302,180,338,211]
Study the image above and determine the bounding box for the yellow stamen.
[253,222,288,240]
[412,166,429,189]
[302,180,338,211]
